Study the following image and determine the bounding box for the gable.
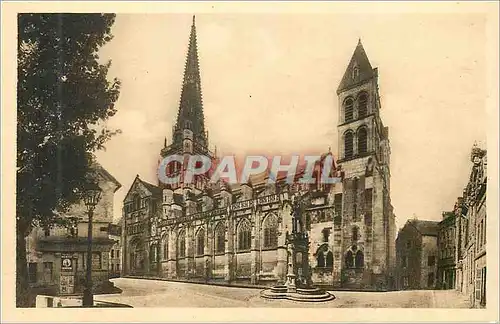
[123,177,155,203]
[337,40,375,93]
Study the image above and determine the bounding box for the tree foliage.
[17,13,120,231]
[16,13,121,306]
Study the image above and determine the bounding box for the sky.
[95,13,488,230]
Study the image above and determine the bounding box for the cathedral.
[122,17,397,290]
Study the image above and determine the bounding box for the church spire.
[172,15,207,146]
[337,39,375,94]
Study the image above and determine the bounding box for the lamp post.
[82,182,102,307]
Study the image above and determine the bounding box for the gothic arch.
[315,243,330,268]
[345,245,365,269]
[237,218,252,251]
[177,228,186,258]
[262,213,279,249]
[195,227,205,256]
[214,222,225,254]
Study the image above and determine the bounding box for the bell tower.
[336,39,395,290]
[160,16,214,193]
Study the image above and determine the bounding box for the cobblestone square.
[96,278,471,308]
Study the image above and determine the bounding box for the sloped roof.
[91,161,122,192]
[337,39,375,94]
[140,179,162,197]
[409,220,440,237]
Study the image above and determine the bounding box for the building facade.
[26,163,121,296]
[122,17,397,290]
[395,219,439,290]
[437,211,456,289]
[108,221,122,278]
[455,145,487,308]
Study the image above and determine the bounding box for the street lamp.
[82,181,102,307]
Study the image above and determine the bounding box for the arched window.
[345,250,354,268]
[355,250,364,268]
[133,194,141,211]
[196,228,205,256]
[344,98,354,122]
[150,244,158,263]
[317,252,325,268]
[344,131,354,159]
[215,223,225,253]
[237,219,252,251]
[358,93,368,117]
[326,251,334,268]
[262,214,278,248]
[177,229,186,258]
[352,227,359,242]
[358,127,368,154]
[163,235,168,260]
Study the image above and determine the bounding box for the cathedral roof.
[337,39,376,94]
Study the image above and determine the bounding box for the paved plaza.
[96,278,471,308]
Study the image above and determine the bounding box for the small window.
[111,250,114,258]
[428,256,436,267]
[44,228,50,237]
[406,241,411,249]
[322,228,330,243]
[352,227,359,242]
[117,250,120,258]
[402,256,408,268]
[352,67,359,79]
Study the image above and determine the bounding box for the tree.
[17,13,121,307]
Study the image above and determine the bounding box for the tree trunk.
[16,222,32,307]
